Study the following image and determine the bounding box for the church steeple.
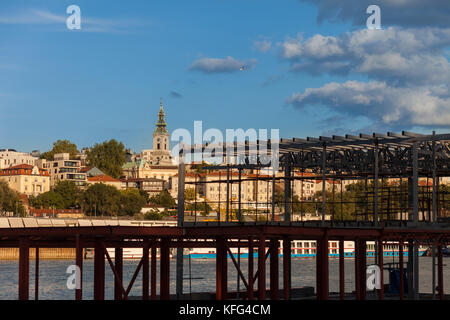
[155,98,168,134]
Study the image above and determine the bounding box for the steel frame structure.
[4,223,450,300]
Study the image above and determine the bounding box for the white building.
[0,149,39,169]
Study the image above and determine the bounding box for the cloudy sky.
[1,0,450,153]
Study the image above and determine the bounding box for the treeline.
[0,181,25,215]
[273,180,450,220]
[40,139,126,179]
[29,181,149,217]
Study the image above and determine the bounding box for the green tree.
[40,139,79,160]
[83,183,121,216]
[149,190,176,208]
[186,201,212,216]
[185,188,197,201]
[53,180,81,208]
[144,210,164,220]
[34,191,65,209]
[86,139,126,179]
[119,189,147,216]
[0,180,25,215]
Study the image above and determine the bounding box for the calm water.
[0,257,448,299]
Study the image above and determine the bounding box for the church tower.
[150,99,172,165]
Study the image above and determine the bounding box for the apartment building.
[0,149,39,169]
[0,164,50,196]
[37,153,87,187]
[121,177,165,197]
[170,171,274,210]
[292,172,316,201]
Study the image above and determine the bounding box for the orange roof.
[87,174,120,183]
[419,180,433,187]
[0,164,49,176]
[294,172,317,177]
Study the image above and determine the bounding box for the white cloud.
[0,9,147,33]
[253,40,272,52]
[189,56,257,74]
[288,81,450,127]
[280,27,450,85]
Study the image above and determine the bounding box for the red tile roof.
[0,165,49,176]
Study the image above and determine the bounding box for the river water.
[0,257,448,300]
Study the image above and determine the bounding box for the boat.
[85,240,427,260]
[188,240,427,259]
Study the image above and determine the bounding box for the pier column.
[248,237,254,300]
[35,247,39,300]
[378,239,384,300]
[160,237,170,300]
[339,239,345,300]
[399,241,404,300]
[18,236,29,300]
[354,239,366,300]
[316,234,329,300]
[151,240,157,300]
[94,238,105,300]
[438,243,444,300]
[114,247,123,300]
[216,237,227,300]
[282,237,291,300]
[258,235,266,300]
[75,235,83,301]
[269,238,279,300]
[143,242,149,300]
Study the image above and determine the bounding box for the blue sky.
[1,0,449,153]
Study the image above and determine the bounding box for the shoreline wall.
[0,248,77,260]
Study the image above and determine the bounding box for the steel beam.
[248,237,254,300]
[339,239,345,300]
[283,237,291,300]
[94,238,105,300]
[216,237,227,300]
[258,235,266,300]
[438,243,444,300]
[18,237,29,300]
[35,247,39,300]
[269,239,279,300]
[114,247,123,300]
[176,159,185,299]
[75,235,83,300]
[316,234,329,300]
[399,241,404,300]
[143,243,149,300]
[160,237,170,300]
[284,165,291,222]
[151,241,157,300]
[378,239,384,300]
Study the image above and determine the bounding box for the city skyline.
[1,0,450,154]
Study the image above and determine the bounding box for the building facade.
[37,153,87,187]
[121,177,165,197]
[0,149,39,169]
[0,164,50,196]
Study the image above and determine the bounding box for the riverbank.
[0,248,76,260]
